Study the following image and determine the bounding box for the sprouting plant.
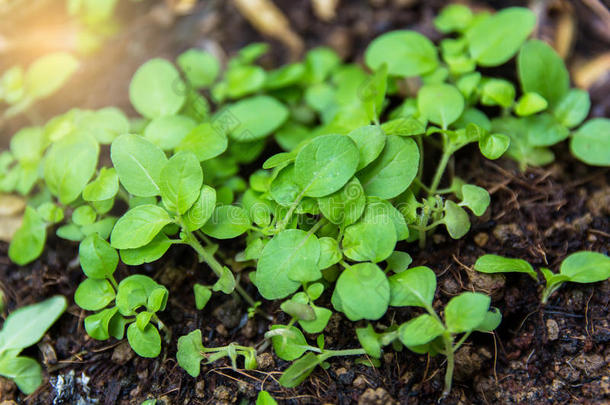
[474,251,610,304]
[256,390,278,405]
[0,296,66,394]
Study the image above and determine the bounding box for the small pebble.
[546,319,559,341]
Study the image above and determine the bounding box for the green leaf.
[299,305,332,334]
[74,278,115,311]
[177,49,219,89]
[560,251,610,283]
[399,314,445,347]
[147,287,168,312]
[474,254,538,280]
[343,201,397,263]
[466,7,536,66]
[304,47,341,83]
[88,107,129,144]
[553,89,590,128]
[127,323,161,358]
[358,135,419,199]
[265,63,305,89]
[444,292,491,333]
[120,233,174,266]
[129,58,186,119]
[223,96,289,142]
[347,125,386,171]
[332,263,390,321]
[72,205,96,226]
[0,296,66,353]
[389,266,436,307]
[183,185,216,231]
[0,356,42,394]
[356,324,382,358]
[518,40,568,107]
[256,390,278,405]
[570,118,610,166]
[84,307,119,340]
[475,307,502,332]
[270,325,308,361]
[111,134,168,197]
[200,205,250,239]
[10,126,45,164]
[317,237,342,269]
[8,206,46,266]
[115,275,164,316]
[176,123,228,162]
[365,30,438,77]
[177,329,205,377]
[435,4,473,33]
[144,115,197,151]
[256,229,321,299]
[443,200,470,239]
[225,65,266,99]
[110,204,173,249]
[386,251,412,273]
[318,177,366,226]
[25,52,79,100]
[43,132,99,204]
[160,152,203,214]
[360,64,388,122]
[79,233,118,279]
[381,117,426,137]
[279,352,322,388]
[83,167,119,202]
[515,92,548,117]
[193,284,212,310]
[459,184,490,216]
[212,266,236,294]
[37,202,64,223]
[281,299,316,321]
[525,113,570,147]
[136,311,153,331]
[481,79,515,108]
[478,132,510,160]
[295,134,360,198]
[417,83,464,128]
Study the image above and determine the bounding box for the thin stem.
[453,332,471,352]
[108,275,119,291]
[325,348,367,357]
[153,314,172,343]
[276,189,306,232]
[442,333,455,398]
[428,148,452,195]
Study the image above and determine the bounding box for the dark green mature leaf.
[560,251,610,283]
[570,118,610,166]
[295,134,360,197]
[43,132,99,204]
[256,229,321,299]
[79,233,118,279]
[111,134,168,197]
[160,152,203,214]
[474,254,538,280]
[8,207,46,266]
[110,205,173,249]
[332,263,390,321]
[365,31,438,77]
[129,58,186,119]
[444,292,491,333]
[358,135,419,199]
[0,296,66,353]
[466,7,536,66]
[518,40,568,107]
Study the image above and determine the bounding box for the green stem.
[325,348,367,357]
[108,275,119,291]
[453,332,471,352]
[153,314,172,343]
[276,189,306,232]
[442,333,455,398]
[428,148,452,195]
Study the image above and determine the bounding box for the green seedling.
[0,296,67,394]
[256,390,278,405]
[474,251,610,303]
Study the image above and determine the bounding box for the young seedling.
[0,296,67,394]
[474,251,610,304]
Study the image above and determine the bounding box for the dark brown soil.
[1,1,609,404]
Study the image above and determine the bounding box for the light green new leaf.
[176,122,228,162]
[435,4,473,33]
[478,132,510,160]
[111,134,168,197]
[193,284,212,310]
[200,205,250,239]
[8,206,46,266]
[515,92,548,117]
[129,58,186,119]
[0,356,42,394]
[256,391,278,405]
[270,325,308,361]
[88,107,129,144]
[223,96,289,141]
[127,323,161,358]
[115,275,165,316]
[343,201,397,263]
[553,89,590,128]
[475,307,502,332]
[72,205,96,226]
[399,314,445,347]
[10,127,45,164]
[295,134,359,197]
[347,125,386,171]
[120,233,174,266]
[43,132,99,204]
[160,152,203,214]
[110,204,173,249]
[481,79,515,108]
[466,7,536,66]
[365,30,438,77]
[225,65,266,98]
[84,307,119,340]
[443,200,470,239]
[518,39,569,107]
[356,324,382,358]
[358,135,419,199]
[79,233,118,279]
[278,352,322,388]
[177,329,206,377]
[177,49,220,89]
[0,296,66,353]
[83,167,119,202]
[74,278,115,311]
[183,185,216,231]
[570,118,610,166]
[256,229,321,299]
[317,237,342,270]
[332,263,390,321]
[474,254,538,280]
[386,251,412,273]
[444,292,491,333]
[389,266,436,307]
[212,266,236,294]
[417,83,464,128]
[25,52,79,100]
[560,251,610,283]
[459,184,490,216]
[525,113,570,147]
[144,115,196,151]
[299,305,332,334]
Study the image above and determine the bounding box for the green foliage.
[0,296,66,394]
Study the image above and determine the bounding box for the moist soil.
[1,1,609,404]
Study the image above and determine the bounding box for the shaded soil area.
[1,0,609,404]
